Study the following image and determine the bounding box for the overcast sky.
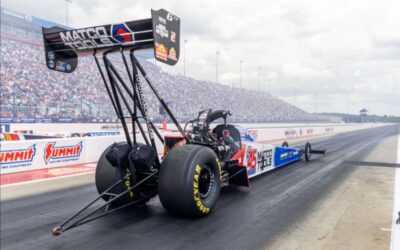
[2,0,400,115]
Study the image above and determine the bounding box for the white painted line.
[382,228,392,232]
[391,134,400,250]
[0,171,94,188]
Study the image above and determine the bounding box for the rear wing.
[42,9,180,73]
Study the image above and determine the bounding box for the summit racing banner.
[42,9,180,73]
[0,145,36,170]
[44,141,83,164]
[0,140,84,173]
[0,136,125,174]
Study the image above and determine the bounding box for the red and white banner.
[0,136,125,174]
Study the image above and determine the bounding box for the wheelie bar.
[310,149,326,155]
[51,171,157,236]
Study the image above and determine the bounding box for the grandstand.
[0,7,324,123]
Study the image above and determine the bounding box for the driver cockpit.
[189,109,241,160]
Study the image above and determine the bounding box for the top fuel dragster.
[41,9,326,235]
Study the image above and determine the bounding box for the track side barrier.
[0,136,125,174]
[0,123,386,174]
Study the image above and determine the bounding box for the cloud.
[280,62,332,79]
[1,0,399,115]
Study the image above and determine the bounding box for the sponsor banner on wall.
[0,117,119,123]
[0,145,36,171]
[0,124,11,133]
[0,136,125,174]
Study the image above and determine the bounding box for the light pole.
[268,78,271,94]
[347,96,349,114]
[239,60,243,89]
[65,0,72,26]
[183,39,187,76]
[293,87,296,106]
[258,67,262,92]
[216,51,220,84]
[314,93,317,114]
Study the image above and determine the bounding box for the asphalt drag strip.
[0,124,399,250]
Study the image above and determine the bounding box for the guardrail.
[0,123,385,174]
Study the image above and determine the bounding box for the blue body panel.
[273,146,303,168]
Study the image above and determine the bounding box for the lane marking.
[391,133,400,250]
[0,172,94,188]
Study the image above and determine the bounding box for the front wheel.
[304,142,312,162]
[158,145,221,217]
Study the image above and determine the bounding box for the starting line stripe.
[391,133,400,250]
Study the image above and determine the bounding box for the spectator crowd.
[1,29,322,123]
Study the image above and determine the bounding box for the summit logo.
[44,142,82,164]
[0,145,36,164]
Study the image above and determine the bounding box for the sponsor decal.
[0,145,36,164]
[257,149,272,171]
[280,151,294,160]
[85,131,121,137]
[280,152,288,160]
[44,141,82,164]
[193,164,210,214]
[168,47,177,61]
[280,151,299,160]
[0,145,36,169]
[306,129,314,135]
[158,16,166,24]
[155,43,168,61]
[55,61,68,71]
[48,60,55,68]
[124,168,134,197]
[100,125,123,130]
[155,23,169,38]
[284,129,297,138]
[59,23,135,50]
[59,26,114,50]
[47,51,55,60]
[111,23,133,43]
[170,31,176,43]
[135,75,155,140]
[246,146,257,175]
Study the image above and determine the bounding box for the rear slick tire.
[158,144,221,217]
[95,143,139,206]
